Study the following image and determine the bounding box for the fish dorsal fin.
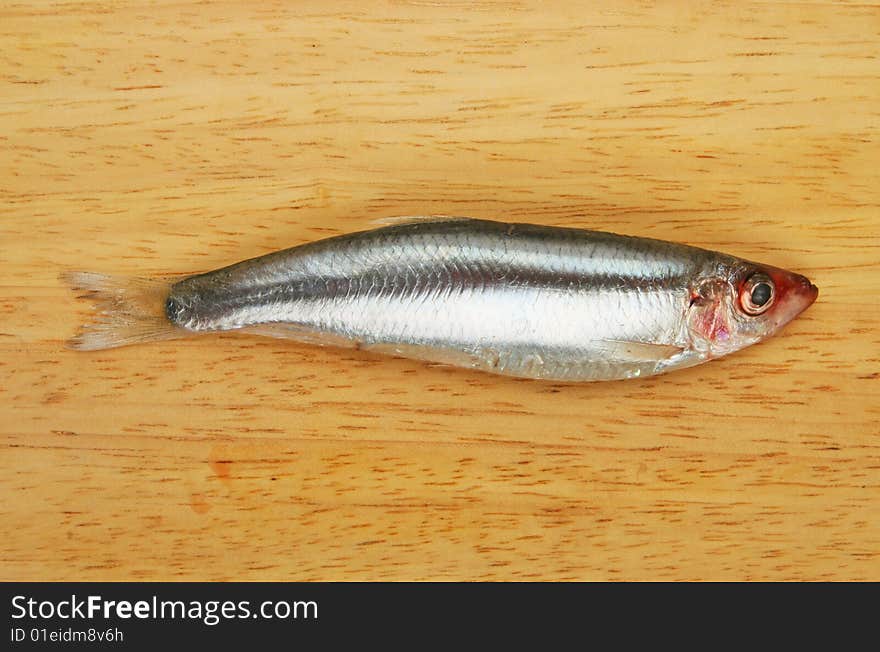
[369,215,472,227]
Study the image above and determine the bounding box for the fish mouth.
[791,275,819,316]
[766,269,818,328]
[806,281,819,305]
[740,260,818,333]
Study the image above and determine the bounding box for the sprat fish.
[65,217,818,382]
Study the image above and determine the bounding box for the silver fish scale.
[168,218,722,380]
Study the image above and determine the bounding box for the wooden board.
[2,0,878,581]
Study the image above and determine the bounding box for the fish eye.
[740,273,775,315]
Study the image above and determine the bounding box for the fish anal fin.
[360,341,496,370]
[239,326,497,372]
[238,323,360,349]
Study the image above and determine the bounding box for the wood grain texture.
[2,0,878,581]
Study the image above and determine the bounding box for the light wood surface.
[2,0,878,581]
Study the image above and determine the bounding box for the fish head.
[686,259,818,359]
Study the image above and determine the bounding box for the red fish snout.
[760,265,819,325]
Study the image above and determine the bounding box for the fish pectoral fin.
[238,323,361,349]
[597,340,684,362]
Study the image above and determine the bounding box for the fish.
[64,216,818,381]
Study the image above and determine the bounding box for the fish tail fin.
[62,271,186,351]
